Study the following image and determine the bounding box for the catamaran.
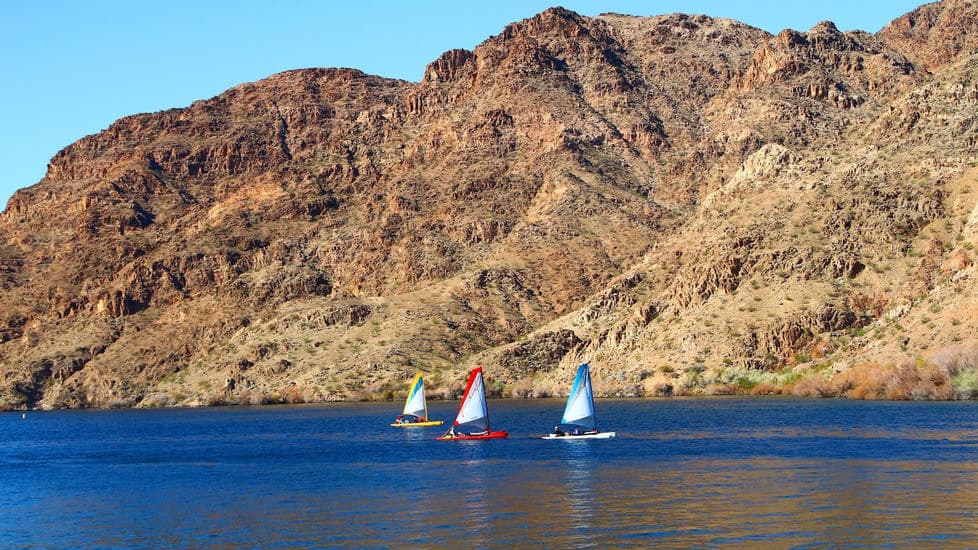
[543,363,616,439]
[437,367,508,440]
[390,372,443,427]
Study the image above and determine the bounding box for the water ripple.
[1,398,976,547]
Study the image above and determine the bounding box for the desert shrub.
[706,383,739,395]
[704,367,775,392]
[486,379,505,399]
[774,368,804,386]
[438,377,467,400]
[649,381,674,396]
[952,369,978,399]
[702,367,733,386]
[831,362,915,399]
[532,383,554,398]
[594,375,633,398]
[791,374,834,397]
[908,361,954,400]
[883,364,919,400]
[825,357,975,400]
[508,378,534,398]
[372,379,402,401]
[736,376,758,391]
[931,345,978,399]
[678,368,705,392]
[508,377,557,398]
[750,382,782,395]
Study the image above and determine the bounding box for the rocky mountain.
[2,1,976,410]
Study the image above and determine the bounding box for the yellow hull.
[390,420,444,428]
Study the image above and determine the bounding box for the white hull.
[541,431,616,440]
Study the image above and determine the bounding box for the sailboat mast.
[422,374,428,420]
[479,369,490,432]
[585,366,595,429]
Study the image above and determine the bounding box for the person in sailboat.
[553,425,565,436]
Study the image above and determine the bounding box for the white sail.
[561,363,596,430]
[544,363,615,439]
[454,368,489,431]
[402,373,427,418]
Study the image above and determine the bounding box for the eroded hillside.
[1,1,976,409]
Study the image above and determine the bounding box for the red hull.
[437,430,508,441]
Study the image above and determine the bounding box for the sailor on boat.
[393,414,425,425]
[443,426,488,438]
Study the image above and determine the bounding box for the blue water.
[2,398,977,548]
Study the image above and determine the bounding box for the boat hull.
[437,430,508,441]
[390,420,444,428]
[541,431,616,440]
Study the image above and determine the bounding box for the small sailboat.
[391,372,443,427]
[543,363,616,439]
[437,367,508,440]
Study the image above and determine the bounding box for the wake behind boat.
[390,372,443,427]
[437,367,508,440]
[543,363,616,439]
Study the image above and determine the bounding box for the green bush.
[952,368,978,399]
[736,376,758,390]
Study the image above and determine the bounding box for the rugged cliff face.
[2,1,976,409]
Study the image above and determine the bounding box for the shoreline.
[5,390,977,413]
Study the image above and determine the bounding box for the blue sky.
[0,1,925,209]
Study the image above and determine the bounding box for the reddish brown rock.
[2,2,977,409]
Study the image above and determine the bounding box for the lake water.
[2,398,977,548]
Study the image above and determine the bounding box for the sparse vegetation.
[3,6,978,409]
